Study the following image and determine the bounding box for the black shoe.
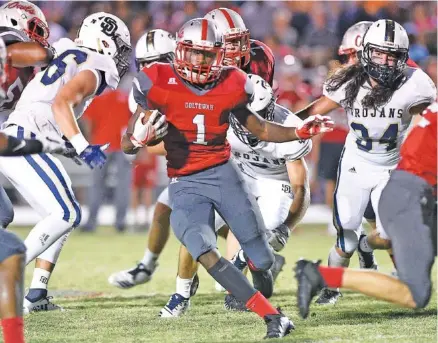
[294,259,326,319]
[271,254,286,283]
[245,253,274,299]
[264,309,294,339]
[357,235,378,270]
[224,294,249,312]
[190,273,200,297]
[315,288,342,305]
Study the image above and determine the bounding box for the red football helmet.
[0,1,50,47]
[175,18,225,84]
[204,8,250,68]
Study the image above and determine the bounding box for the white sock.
[141,249,159,270]
[359,235,373,253]
[328,246,350,268]
[30,268,51,290]
[24,214,72,264]
[176,275,194,299]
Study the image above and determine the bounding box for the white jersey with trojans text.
[229,103,312,182]
[5,38,120,139]
[215,104,312,233]
[324,66,436,240]
[323,67,436,167]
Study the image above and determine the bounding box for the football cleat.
[271,253,286,283]
[294,259,327,319]
[224,294,249,312]
[159,293,190,318]
[108,262,156,289]
[264,309,294,339]
[315,288,342,305]
[357,235,378,270]
[23,296,64,314]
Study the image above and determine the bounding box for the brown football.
[141,110,161,124]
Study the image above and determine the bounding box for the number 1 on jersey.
[193,114,207,145]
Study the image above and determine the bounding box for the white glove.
[295,114,335,140]
[130,110,168,148]
[38,136,74,155]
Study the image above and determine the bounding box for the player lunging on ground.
[295,101,437,318]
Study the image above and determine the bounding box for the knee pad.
[241,236,274,271]
[336,229,359,254]
[184,230,216,261]
[0,230,26,263]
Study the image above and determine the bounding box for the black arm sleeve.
[0,135,44,156]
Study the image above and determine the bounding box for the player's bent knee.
[183,231,216,262]
[409,281,432,309]
[336,229,359,254]
[241,236,274,271]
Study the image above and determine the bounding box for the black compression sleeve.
[1,135,43,156]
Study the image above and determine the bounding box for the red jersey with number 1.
[397,102,437,187]
[135,63,251,177]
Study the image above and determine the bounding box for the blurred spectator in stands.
[424,55,437,87]
[240,0,275,40]
[275,58,312,112]
[408,33,430,64]
[131,150,158,231]
[289,2,312,45]
[303,4,339,49]
[80,80,133,233]
[272,9,297,47]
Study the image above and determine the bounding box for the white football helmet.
[230,74,275,147]
[76,12,132,78]
[360,19,409,86]
[204,8,250,68]
[338,21,372,63]
[175,18,224,84]
[0,1,49,46]
[135,29,176,70]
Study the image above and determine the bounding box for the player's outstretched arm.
[7,42,54,68]
[0,133,70,156]
[294,96,340,121]
[234,105,334,143]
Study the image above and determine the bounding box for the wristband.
[70,133,89,154]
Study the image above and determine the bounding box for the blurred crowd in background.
[2,1,437,232]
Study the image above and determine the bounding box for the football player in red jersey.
[109,8,278,299]
[122,18,332,339]
[295,102,437,320]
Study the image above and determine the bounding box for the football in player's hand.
[141,109,162,125]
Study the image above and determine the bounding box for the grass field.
[14,224,437,343]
